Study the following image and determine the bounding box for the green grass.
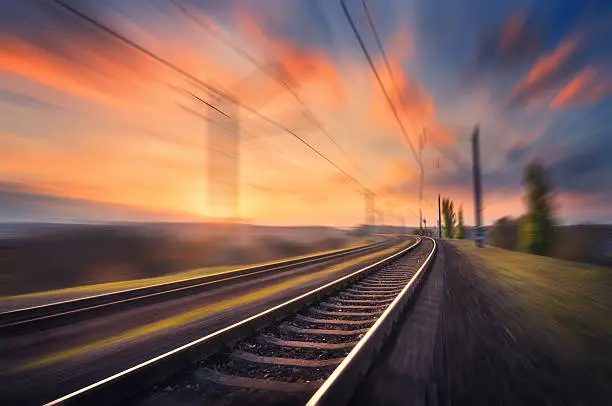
[450,240,612,369]
[0,240,372,303]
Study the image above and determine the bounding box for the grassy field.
[450,240,612,380]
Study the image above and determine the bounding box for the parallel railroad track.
[44,237,437,406]
[0,240,390,335]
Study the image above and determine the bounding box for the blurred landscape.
[486,221,612,266]
[0,222,360,297]
[442,240,612,405]
[0,1,611,404]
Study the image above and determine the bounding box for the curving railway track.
[0,240,389,335]
[43,236,437,406]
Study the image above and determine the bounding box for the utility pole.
[378,209,385,234]
[419,208,423,231]
[387,205,395,228]
[419,128,424,202]
[418,128,426,230]
[364,190,375,235]
[472,125,483,247]
[207,91,239,221]
[438,194,442,238]
[205,66,290,222]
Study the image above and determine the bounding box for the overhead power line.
[178,101,313,176]
[361,0,471,174]
[51,0,223,99]
[169,0,376,188]
[339,0,421,170]
[53,0,372,194]
[359,1,476,214]
[360,0,423,150]
[341,0,426,219]
[359,0,431,206]
[423,126,470,169]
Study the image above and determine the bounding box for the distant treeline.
[487,219,612,266]
[485,162,612,266]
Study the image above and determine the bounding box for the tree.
[519,162,556,255]
[455,205,466,239]
[441,197,456,238]
[488,216,520,250]
[413,227,436,237]
[412,228,426,236]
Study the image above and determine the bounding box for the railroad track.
[0,240,390,335]
[42,237,436,406]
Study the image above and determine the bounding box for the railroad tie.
[280,323,370,336]
[309,308,379,318]
[230,350,344,368]
[295,314,378,325]
[257,335,359,349]
[195,369,322,392]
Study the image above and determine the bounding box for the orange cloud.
[387,159,418,185]
[0,14,241,111]
[0,6,462,227]
[0,128,207,216]
[550,67,597,109]
[234,9,346,108]
[234,8,453,156]
[524,38,576,87]
[372,158,420,201]
[245,167,360,209]
[0,33,129,106]
[368,55,454,148]
[512,37,578,101]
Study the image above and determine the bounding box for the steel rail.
[0,240,390,335]
[306,237,438,405]
[42,237,422,406]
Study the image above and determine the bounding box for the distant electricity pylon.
[364,190,376,235]
[207,92,239,221]
[418,127,427,225]
[203,62,304,221]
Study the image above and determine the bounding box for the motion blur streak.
[0,0,610,292]
[0,1,611,405]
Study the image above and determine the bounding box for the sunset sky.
[1,0,611,226]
